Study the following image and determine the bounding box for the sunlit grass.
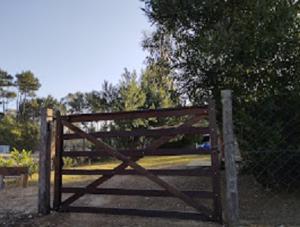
[28,155,210,186]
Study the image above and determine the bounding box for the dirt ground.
[0,169,220,227]
[0,167,300,227]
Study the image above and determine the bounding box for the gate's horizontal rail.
[61,106,208,122]
[61,168,212,176]
[63,148,211,157]
[60,206,213,221]
[63,126,209,140]
[61,188,213,198]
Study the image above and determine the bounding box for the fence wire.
[233,96,300,226]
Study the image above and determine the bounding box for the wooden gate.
[53,101,222,223]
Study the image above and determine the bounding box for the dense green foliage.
[142,0,300,146]
[0,69,15,113]
[0,115,39,150]
[142,0,300,188]
[0,148,38,175]
[0,68,65,151]
[69,65,181,149]
[0,63,180,152]
[142,0,300,103]
[2,1,299,184]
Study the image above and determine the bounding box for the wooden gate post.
[38,108,53,214]
[53,111,63,210]
[221,90,239,226]
[0,175,4,190]
[208,98,223,223]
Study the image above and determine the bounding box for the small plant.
[0,156,16,167]
[0,148,38,176]
[63,157,78,168]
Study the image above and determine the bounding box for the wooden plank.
[0,167,28,175]
[61,206,213,221]
[38,108,53,214]
[21,174,28,188]
[146,115,204,149]
[222,90,239,227]
[61,168,212,176]
[60,115,204,207]
[63,126,209,140]
[61,188,214,198]
[0,175,4,190]
[53,111,64,210]
[61,159,139,207]
[62,148,211,157]
[62,120,213,217]
[208,98,223,224]
[61,106,208,122]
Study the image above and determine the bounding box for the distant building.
[0,145,10,154]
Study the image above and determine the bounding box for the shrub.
[0,115,39,151]
[0,148,38,176]
[62,157,78,168]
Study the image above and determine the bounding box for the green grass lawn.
[28,155,210,186]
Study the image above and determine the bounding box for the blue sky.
[0,0,151,99]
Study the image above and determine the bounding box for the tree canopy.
[142,0,300,103]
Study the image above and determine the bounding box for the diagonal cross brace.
[60,115,203,207]
[61,120,213,216]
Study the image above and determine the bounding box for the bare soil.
[0,167,220,227]
[0,169,300,227]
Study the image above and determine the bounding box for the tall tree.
[85,81,120,113]
[20,95,62,120]
[142,0,300,103]
[0,91,17,113]
[61,92,86,114]
[0,69,16,113]
[119,69,146,112]
[15,71,41,117]
[141,62,179,109]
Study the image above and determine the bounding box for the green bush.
[0,148,38,175]
[0,115,39,151]
[62,157,78,168]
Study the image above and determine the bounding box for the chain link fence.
[233,94,300,226]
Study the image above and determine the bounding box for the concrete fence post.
[222,90,239,226]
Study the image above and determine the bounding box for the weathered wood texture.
[209,99,223,223]
[0,167,28,175]
[60,114,206,209]
[62,148,210,157]
[53,105,223,223]
[222,90,239,227]
[0,175,4,190]
[61,167,212,176]
[63,126,209,139]
[53,111,64,210]
[61,188,213,198]
[38,109,53,214]
[0,167,29,189]
[61,206,213,221]
[62,120,213,217]
[20,174,28,188]
[61,106,208,122]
